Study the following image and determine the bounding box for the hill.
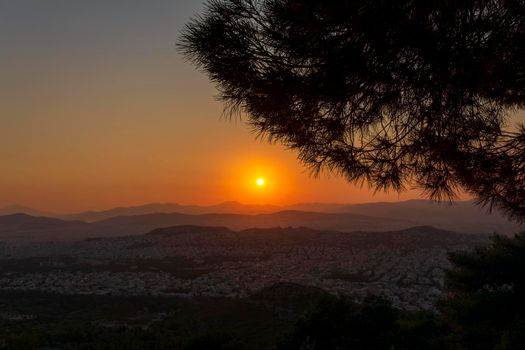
[142,224,483,250]
[62,201,280,222]
[0,214,87,231]
[148,225,233,236]
[289,200,522,234]
[338,200,521,234]
[94,210,413,236]
[0,211,409,243]
[5,200,522,235]
[0,205,54,217]
[1,201,518,244]
[0,214,90,243]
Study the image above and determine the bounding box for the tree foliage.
[440,233,525,349]
[180,0,525,220]
[278,295,447,350]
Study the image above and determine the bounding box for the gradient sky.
[1,0,505,213]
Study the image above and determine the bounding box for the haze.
[0,0,431,213]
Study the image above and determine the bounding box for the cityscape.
[0,224,487,311]
[1,0,523,349]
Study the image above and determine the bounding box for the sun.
[256,178,265,187]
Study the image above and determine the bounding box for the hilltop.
[2,199,520,236]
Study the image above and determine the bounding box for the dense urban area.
[0,225,486,311]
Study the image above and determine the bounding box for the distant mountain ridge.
[92,210,412,235]
[0,210,412,243]
[0,214,92,243]
[148,225,232,236]
[332,200,519,234]
[140,225,488,265]
[0,209,510,245]
[0,214,87,231]
[60,201,281,222]
[0,205,55,217]
[1,200,522,243]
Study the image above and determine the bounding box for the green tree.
[184,331,244,350]
[180,0,525,221]
[278,295,447,350]
[440,233,525,350]
[5,329,40,350]
[278,295,399,350]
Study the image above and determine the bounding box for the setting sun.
[256,178,265,187]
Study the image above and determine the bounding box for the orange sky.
[1,1,520,213]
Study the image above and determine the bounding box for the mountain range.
[61,201,281,222]
[0,210,411,243]
[0,200,522,243]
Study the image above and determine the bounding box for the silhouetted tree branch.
[180,0,525,221]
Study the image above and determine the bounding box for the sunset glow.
[0,0,435,213]
[0,3,519,347]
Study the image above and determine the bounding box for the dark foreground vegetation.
[177,2,525,345]
[0,233,523,350]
